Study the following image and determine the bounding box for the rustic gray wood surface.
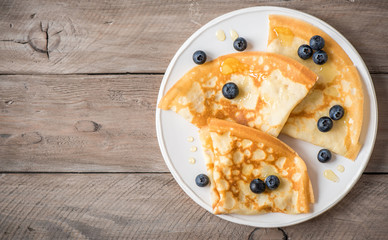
[0,174,386,239]
[0,0,387,239]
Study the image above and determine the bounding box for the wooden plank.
[0,173,386,239]
[0,0,387,74]
[369,73,388,173]
[0,74,163,172]
[0,74,387,172]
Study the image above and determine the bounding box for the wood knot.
[0,134,11,139]
[74,120,101,132]
[0,132,42,146]
[248,228,288,240]
[28,21,61,59]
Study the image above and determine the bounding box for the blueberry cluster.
[316,105,345,163]
[250,175,280,194]
[298,35,328,65]
[317,105,345,133]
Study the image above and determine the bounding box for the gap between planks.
[0,71,387,76]
[0,72,165,76]
[0,171,171,174]
[0,172,386,175]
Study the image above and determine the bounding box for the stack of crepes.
[158,15,363,215]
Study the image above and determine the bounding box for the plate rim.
[155,6,378,228]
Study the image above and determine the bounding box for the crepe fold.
[200,118,315,215]
[267,15,364,159]
[159,52,318,137]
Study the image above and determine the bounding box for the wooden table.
[0,0,387,239]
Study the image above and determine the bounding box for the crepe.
[267,15,364,159]
[199,118,314,214]
[159,52,318,137]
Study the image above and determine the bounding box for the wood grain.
[0,0,387,74]
[0,74,386,172]
[370,73,388,172]
[0,173,386,239]
[0,74,162,172]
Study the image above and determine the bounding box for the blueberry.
[329,105,345,120]
[298,44,313,60]
[313,50,328,65]
[233,37,247,51]
[317,116,333,132]
[222,82,239,99]
[193,50,207,64]
[250,178,266,194]
[265,175,280,190]
[310,35,325,50]
[318,149,332,163]
[195,174,209,187]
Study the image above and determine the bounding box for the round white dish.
[155,6,378,228]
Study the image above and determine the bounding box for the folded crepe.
[159,52,318,137]
[199,118,314,214]
[267,15,364,159]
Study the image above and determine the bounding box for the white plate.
[155,6,378,228]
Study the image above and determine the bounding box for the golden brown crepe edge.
[158,61,215,110]
[199,127,220,210]
[343,66,364,160]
